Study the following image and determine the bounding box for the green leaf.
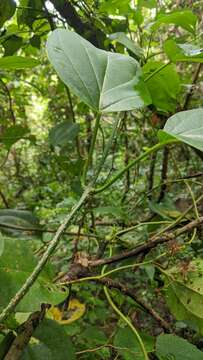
[164,39,203,63]
[163,108,203,151]
[49,121,80,147]
[0,332,15,359]
[21,344,52,360]
[2,35,23,56]
[22,319,75,360]
[82,326,107,346]
[0,238,65,312]
[166,285,203,334]
[163,258,203,334]
[99,0,131,15]
[0,233,4,257]
[30,35,41,49]
[156,334,203,360]
[143,61,180,113]
[114,326,154,360]
[0,0,16,28]
[0,56,39,69]
[46,29,151,113]
[109,32,144,59]
[158,129,176,144]
[0,209,40,236]
[138,0,156,8]
[0,125,30,149]
[151,10,197,34]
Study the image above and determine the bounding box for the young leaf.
[46,29,151,112]
[163,109,203,151]
[156,334,203,360]
[0,56,39,69]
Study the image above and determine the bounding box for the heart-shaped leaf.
[46,29,151,113]
[162,109,203,151]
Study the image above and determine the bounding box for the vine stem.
[0,113,120,323]
[102,247,148,360]
[0,186,92,323]
[144,61,171,82]
[95,138,179,194]
[103,283,148,359]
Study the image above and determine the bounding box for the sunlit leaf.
[0,56,39,69]
[151,10,197,34]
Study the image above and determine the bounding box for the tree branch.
[4,305,48,360]
[89,216,203,267]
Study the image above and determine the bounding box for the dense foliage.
[0,0,203,359]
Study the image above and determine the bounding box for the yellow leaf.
[47,298,85,325]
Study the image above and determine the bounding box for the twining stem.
[83,112,101,183]
[102,247,148,360]
[103,283,148,360]
[95,138,179,194]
